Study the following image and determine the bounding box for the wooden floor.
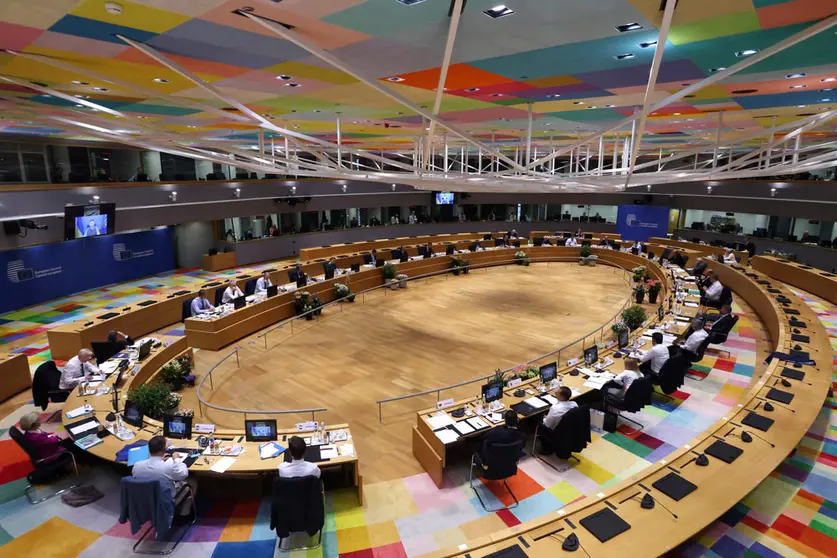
[186,263,632,483]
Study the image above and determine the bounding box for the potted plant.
[492,368,506,385]
[382,263,398,289]
[160,355,196,391]
[634,283,646,304]
[579,245,598,266]
[128,383,181,420]
[451,256,465,276]
[333,282,355,302]
[632,266,647,282]
[646,279,662,304]
[621,305,647,331]
[611,320,629,342]
[397,273,409,288]
[462,260,471,274]
[515,251,530,266]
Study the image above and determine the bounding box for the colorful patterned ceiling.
[0,0,835,155]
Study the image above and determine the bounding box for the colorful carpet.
[0,297,771,557]
[671,288,837,558]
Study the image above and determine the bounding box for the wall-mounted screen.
[435,192,454,205]
[64,203,116,240]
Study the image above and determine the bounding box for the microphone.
[644,493,678,519]
[731,424,775,448]
[756,397,795,413]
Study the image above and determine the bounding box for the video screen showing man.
[75,215,108,238]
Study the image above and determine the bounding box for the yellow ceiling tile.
[69,0,190,34]
[262,62,359,86]
[0,0,80,29]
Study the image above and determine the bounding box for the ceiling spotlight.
[71,80,89,85]
[646,185,651,192]
[465,87,480,92]
[709,67,727,72]
[285,83,300,87]
[573,101,585,105]
[290,185,297,194]
[153,78,171,83]
[786,73,807,79]
[341,184,347,193]
[92,87,109,92]
[387,76,405,82]
[770,187,777,197]
[614,53,635,60]
[822,77,836,82]
[707,186,713,194]
[92,195,100,202]
[638,41,657,48]
[395,0,426,5]
[615,23,643,33]
[790,85,807,89]
[391,184,396,191]
[735,49,759,57]
[169,191,177,202]
[233,188,241,199]
[483,5,514,18]
[275,75,293,80]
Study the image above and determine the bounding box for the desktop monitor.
[288,269,299,283]
[563,232,573,238]
[112,361,129,390]
[657,305,664,321]
[417,246,426,257]
[435,192,454,205]
[584,234,593,239]
[391,249,402,260]
[163,414,192,440]
[581,240,591,247]
[445,244,455,255]
[583,345,599,365]
[660,249,672,261]
[64,203,115,240]
[233,296,246,310]
[122,400,144,428]
[244,419,277,442]
[375,258,385,268]
[539,362,557,383]
[533,237,544,247]
[400,252,409,263]
[618,329,629,349]
[350,263,360,273]
[325,267,335,280]
[267,285,278,298]
[483,234,492,241]
[468,243,477,252]
[481,381,503,403]
[90,341,122,365]
[495,238,505,247]
[362,254,372,265]
[297,275,308,287]
[137,341,152,361]
[513,240,521,248]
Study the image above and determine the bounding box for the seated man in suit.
[59,348,101,390]
[278,436,320,478]
[255,270,272,295]
[132,435,196,515]
[222,280,244,304]
[701,273,724,305]
[539,386,577,455]
[107,329,133,349]
[708,304,735,332]
[691,258,708,277]
[291,264,308,285]
[190,289,215,317]
[476,410,524,465]
[680,318,708,361]
[604,357,642,402]
[369,250,378,266]
[638,332,669,378]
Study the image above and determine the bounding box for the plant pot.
[168,379,184,391]
[633,276,642,282]
[399,279,408,288]
[635,291,645,304]
[305,314,314,321]
[517,260,524,265]
[386,278,398,290]
[462,265,469,274]
[648,291,659,304]
[347,295,355,302]
[452,267,461,276]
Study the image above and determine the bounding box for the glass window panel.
[21,152,48,182]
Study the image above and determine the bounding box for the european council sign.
[616,205,670,242]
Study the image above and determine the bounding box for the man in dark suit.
[708,304,735,334]
[107,330,133,350]
[481,410,523,456]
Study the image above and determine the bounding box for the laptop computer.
[267,285,278,298]
[233,296,246,310]
[137,341,153,361]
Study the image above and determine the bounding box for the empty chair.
[604,376,653,431]
[9,425,80,504]
[532,405,590,469]
[706,315,739,359]
[469,439,525,511]
[181,299,192,322]
[244,279,257,296]
[214,288,225,307]
[270,476,324,552]
[31,361,70,418]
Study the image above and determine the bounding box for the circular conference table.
[48,233,831,558]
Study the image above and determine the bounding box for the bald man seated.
[59,349,102,390]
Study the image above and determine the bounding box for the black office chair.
[181,299,192,322]
[288,269,300,283]
[270,476,324,552]
[31,361,70,420]
[214,288,225,307]
[532,406,590,470]
[684,335,714,382]
[119,477,196,554]
[706,315,739,359]
[469,439,525,511]
[9,426,80,504]
[245,279,257,296]
[704,285,733,310]
[653,348,688,399]
[604,376,653,431]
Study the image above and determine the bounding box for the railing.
[197,250,644,425]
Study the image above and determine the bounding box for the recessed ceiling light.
[820,98,832,102]
[613,53,635,60]
[285,83,300,87]
[91,87,109,92]
[786,73,807,79]
[735,49,759,57]
[483,5,514,18]
[153,78,171,83]
[790,85,807,89]
[492,93,503,97]
[604,104,616,108]
[573,101,585,105]
[796,105,807,108]
[638,41,657,48]
[387,76,405,82]
[275,75,293,80]
[74,104,84,108]
[74,94,90,99]
[71,80,89,85]
[395,0,426,5]
[709,67,727,72]
[615,23,643,33]
[465,87,480,92]
[822,77,836,82]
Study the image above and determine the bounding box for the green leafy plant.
[611,320,629,334]
[451,256,466,275]
[492,368,505,384]
[515,251,530,266]
[382,262,398,280]
[128,383,181,420]
[631,266,647,282]
[621,305,648,331]
[333,282,355,302]
[580,244,593,258]
[159,354,195,390]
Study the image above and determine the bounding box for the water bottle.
[558,374,563,388]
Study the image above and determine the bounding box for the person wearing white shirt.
[543,386,578,430]
[681,318,709,358]
[278,436,321,479]
[639,332,669,376]
[408,211,417,224]
[722,248,737,265]
[606,357,642,399]
[190,289,214,317]
[132,435,196,514]
[59,349,101,390]
[255,271,272,295]
[565,237,578,247]
[703,274,724,302]
[222,280,243,304]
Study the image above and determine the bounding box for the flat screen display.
[435,192,454,205]
[64,203,116,241]
[618,329,629,349]
[539,362,557,383]
[245,419,277,442]
[163,415,192,439]
[482,381,503,403]
[123,400,144,428]
[583,345,599,365]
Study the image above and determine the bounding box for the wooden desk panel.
[202,252,237,271]
[0,353,30,402]
[753,255,837,306]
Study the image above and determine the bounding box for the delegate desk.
[0,352,30,402]
[753,255,837,306]
[421,262,830,558]
[298,232,500,261]
[650,237,749,265]
[202,251,237,272]
[60,335,362,502]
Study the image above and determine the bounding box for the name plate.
[437,398,455,409]
[194,423,215,434]
[507,378,522,388]
[296,421,317,432]
[567,357,580,367]
[605,341,615,349]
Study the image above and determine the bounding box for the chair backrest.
[719,285,733,305]
[120,477,174,537]
[552,406,591,459]
[271,475,324,538]
[480,439,524,480]
[245,279,257,296]
[710,315,738,343]
[182,299,192,321]
[693,335,713,361]
[657,355,685,394]
[9,425,41,465]
[623,376,653,412]
[214,288,225,307]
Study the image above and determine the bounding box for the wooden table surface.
[0,352,30,403]
[753,255,837,306]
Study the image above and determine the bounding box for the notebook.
[705,440,743,464]
[483,545,528,558]
[791,334,810,343]
[137,300,157,307]
[652,472,697,501]
[780,367,805,381]
[742,412,774,432]
[128,445,150,466]
[783,308,800,315]
[766,388,794,405]
[580,508,631,543]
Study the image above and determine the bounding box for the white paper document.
[541,394,558,405]
[65,405,92,419]
[524,397,549,409]
[451,421,475,436]
[466,417,489,430]
[339,444,355,457]
[68,421,99,436]
[684,301,699,308]
[435,429,459,444]
[426,414,455,430]
[320,445,339,459]
[210,457,237,473]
